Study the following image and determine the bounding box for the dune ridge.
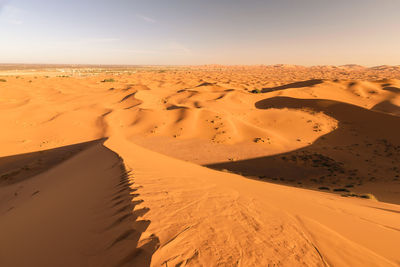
[0,140,159,266]
[0,65,399,266]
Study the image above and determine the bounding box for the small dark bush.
[359,193,378,200]
[0,79,6,82]
[318,186,330,190]
[101,78,115,82]
[251,89,262,94]
[341,192,358,197]
[333,188,350,192]
[253,137,264,143]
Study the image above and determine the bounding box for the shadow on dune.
[0,139,159,266]
[111,160,160,267]
[262,79,323,93]
[205,96,400,203]
[0,138,107,186]
[255,97,400,127]
[372,100,400,116]
[166,105,189,110]
[382,86,400,93]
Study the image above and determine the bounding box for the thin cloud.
[1,4,24,25]
[0,0,6,12]
[137,14,156,23]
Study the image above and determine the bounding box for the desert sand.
[0,64,400,266]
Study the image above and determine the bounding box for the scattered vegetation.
[318,186,330,190]
[333,188,350,192]
[250,89,262,94]
[359,193,378,200]
[341,192,378,201]
[101,78,115,82]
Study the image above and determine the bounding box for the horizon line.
[1,63,399,69]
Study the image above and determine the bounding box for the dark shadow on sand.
[0,139,160,266]
[205,96,400,204]
[261,79,323,93]
[0,138,107,186]
[371,100,400,116]
[382,86,400,93]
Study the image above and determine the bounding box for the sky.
[0,0,400,66]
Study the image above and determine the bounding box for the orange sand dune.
[0,66,399,266]
[0,140,158,266]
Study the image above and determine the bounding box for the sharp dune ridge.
[0,65,400,266]
[0,139,159,267]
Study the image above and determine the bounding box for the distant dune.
[0,66,399,266]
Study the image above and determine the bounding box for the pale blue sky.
[1,0,399,65]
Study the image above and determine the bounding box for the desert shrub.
[0,79,6,82]
[251,89,262,94]
[333,188,350,192]
[359,193,378,201]
[318,186,330,190]
[101,78,115,82]
[341,192,358,198]
[341,192,378,201]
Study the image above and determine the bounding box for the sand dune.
[0,65,399,266]
[105,134,400,266]
[0,140,158,266]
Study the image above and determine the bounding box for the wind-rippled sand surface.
[0,65,400,266]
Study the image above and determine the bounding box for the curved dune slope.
[208,96,400,203]
[105,134,400,266]
[0,66,400,266]
[0,140,158,267]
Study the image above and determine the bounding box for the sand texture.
[0,65,400,266]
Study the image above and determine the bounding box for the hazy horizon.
[1,0,399,66]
